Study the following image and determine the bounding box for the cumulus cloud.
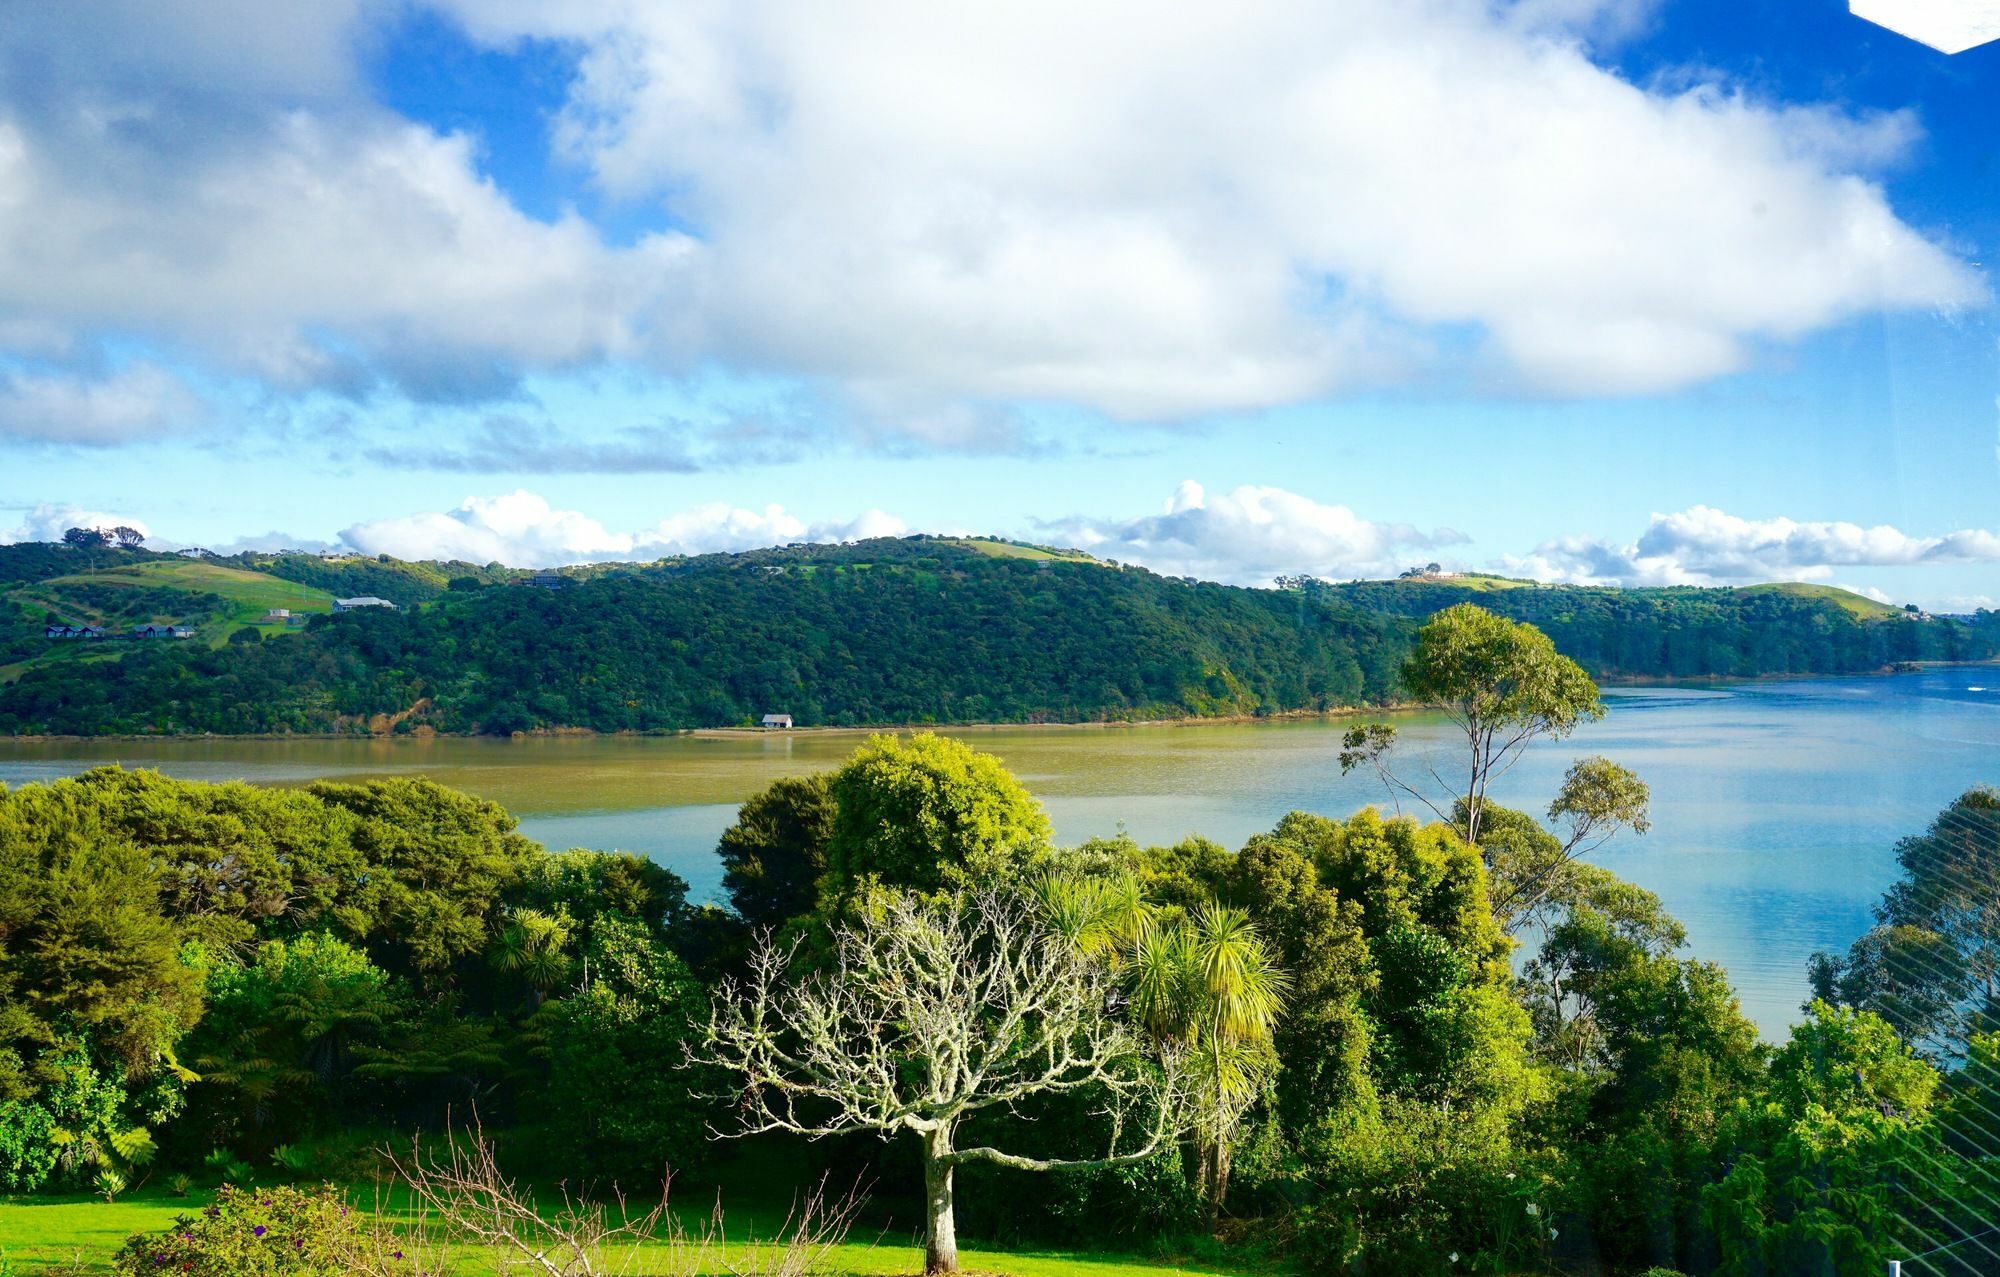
[0,0,1982,436]
[0,112,692,401]
[1036,481,1463,585]
[1505,505,2000,585]
[339,490,907,566]
[436,0,1979,413]
[2,503,151,543]
[0,364,207,444]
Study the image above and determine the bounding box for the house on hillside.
[529,572,566,590]
[333,597,397,612]
[133,624,196,639]
[760,713,795,729]
[48,622,114,639]
[262,608,291,623]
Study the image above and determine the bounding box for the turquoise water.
[2,669,1992,1036]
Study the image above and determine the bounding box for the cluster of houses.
[44,622,196,640]
[42,598,398,644]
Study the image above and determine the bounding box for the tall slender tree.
[1340,603,1605,846]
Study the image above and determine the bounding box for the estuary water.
[2,668,1993,1036]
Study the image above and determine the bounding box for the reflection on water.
[2,670,1994,1037]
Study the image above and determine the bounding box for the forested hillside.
[1317,574,1999,677]
[0,539,1993,736]
[0,539,1410,734]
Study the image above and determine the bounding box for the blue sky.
[1,0,1996,609]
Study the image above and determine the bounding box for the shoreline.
[3,662,1988,746]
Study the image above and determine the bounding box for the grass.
[1736,581,1903,619]
[0,1186,1256,1277]
[944,538,1097,564]
[8,561,336,654]
[1383,572,1536,591]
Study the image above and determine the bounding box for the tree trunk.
[922,1126,958,1276]
[1196,1134,1226,1229]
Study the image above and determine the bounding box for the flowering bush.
[111,1184,410,1277]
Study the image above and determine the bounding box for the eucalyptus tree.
[1339,604,1605,846]
[1475,760,1652,934]
[702,887,1188,1276]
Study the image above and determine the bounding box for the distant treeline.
[1316,577,1998,679]
[0,538,1993,736]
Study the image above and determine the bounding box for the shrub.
[112,1183,405,1277]
[205,1148,254,1187]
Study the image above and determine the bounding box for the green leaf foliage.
[822,732,1052,904]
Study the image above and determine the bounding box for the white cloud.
[0,364,207,444]
[0,0,1981,435]
[0,102,692,400]
[436,0,1980,413]
[1505,505,2000,585]
[1037,481,1462,585]
[2,503,151,543]
[339,490,906,566]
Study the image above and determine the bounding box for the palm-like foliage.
[489,908,574,999]
[1037,874,1287,1220]
[1187,904,1288,1046]
[1031,871,1154,962]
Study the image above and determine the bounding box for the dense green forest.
[1317,574,1998,677]
[3,607,1995,1277]
[5,744,1996,1274]
[0,539,1993,737]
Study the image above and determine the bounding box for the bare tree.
[703,888,1189,1275]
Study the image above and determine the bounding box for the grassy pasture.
[0,1186,1254,1277]
[945,538,1097,564]
[10,561,336,648]
[1736,580,1903,619]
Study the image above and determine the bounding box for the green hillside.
[0,537,1993,735]
[29,560,336,631]
[1738,580,1902,619]
[1313,574,1990,679]
[946,536,1099,563]
[0,551,341,679]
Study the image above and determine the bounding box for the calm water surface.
[3,669,1993,1036]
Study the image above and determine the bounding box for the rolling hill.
[0,537,1992,735]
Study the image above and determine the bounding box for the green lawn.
[0,1187,1256,1277]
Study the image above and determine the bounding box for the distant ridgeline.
[1310,573,1999,679]
[0,539,1992,736]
